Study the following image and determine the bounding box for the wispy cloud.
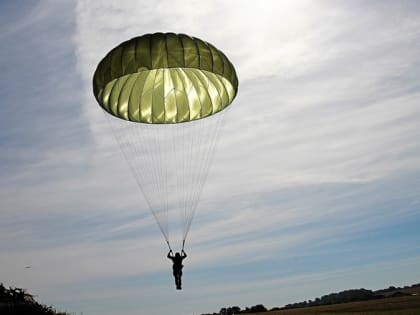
[1,1,420,315]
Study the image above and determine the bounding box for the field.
[256,292,420,315]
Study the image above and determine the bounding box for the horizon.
[2,280,420,314]
[1,1,420,315]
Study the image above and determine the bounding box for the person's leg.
[174,271,182,289]
[178,271,183,289]
[173,271,178,288]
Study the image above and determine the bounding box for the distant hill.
[201,282,420,315]
[0,283,70,315]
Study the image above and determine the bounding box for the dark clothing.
[167,251,187,290]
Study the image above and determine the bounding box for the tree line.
[201,304,269,315]
[200,282,420,315]
[0,283,71,315]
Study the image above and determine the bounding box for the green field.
[259,293,420,315]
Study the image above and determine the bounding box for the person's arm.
[167,250,173,258]
[181,250,187,258]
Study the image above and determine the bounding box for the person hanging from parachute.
[167,247,187,290]
[92,32,238,290]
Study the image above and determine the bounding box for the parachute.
[93,32,238,250]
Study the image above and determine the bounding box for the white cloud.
[2,1,420,314]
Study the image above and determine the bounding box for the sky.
[1,1,420,314]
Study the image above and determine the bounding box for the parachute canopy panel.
[93,33,238,124]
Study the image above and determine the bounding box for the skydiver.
[167,249,187,290]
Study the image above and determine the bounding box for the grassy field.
[256,293,420,315]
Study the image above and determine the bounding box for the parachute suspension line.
[182,119,202,242]
[181,122,192,241]
[135,122,170,243]
[183,115,205,241]
[181,119,194,242]
[133,126,170,243]
[138,126,162,234]
[102,110,170,245]
[164,128,170,243]
[189,110,227,232]
[185,110,227,241]
[153,124,171,244]
[182,114,208,240]
[179,120,187,249]
[174,121,184,250]
[182,110,228,242]
[102,106,228,249]
[164,126,173,243]
[128,121,168,241]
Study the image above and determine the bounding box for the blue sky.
[1,1,420,315]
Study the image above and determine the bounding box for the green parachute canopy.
[93,33,238,249]
[93,32,238,124]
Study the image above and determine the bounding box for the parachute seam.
[203,40,214,74]
[117,75,134,119]
[220,52,233,87]
[168,69,179,123]
[178,35,186,68]
[107,54,114,94]
[216,48,226,81]
[176,68,193,121]
[182,69,204,120]
[139,71,152,121]
[192,37,201,72]
[219,75,233,105]
[190,70,213,116]
[120,42,125,76]
[128,72,143,121]
[101,78,118,113]
[205,72,223,114]
[109,77,124,116]
[164,33,169,69]
[148,34,153,70]
[134,38,139,73]
[176,33,186,69]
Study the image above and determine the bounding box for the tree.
[249,304,267,313]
